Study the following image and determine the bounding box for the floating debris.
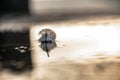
[20,46,27,49]
[38,28,57,57]
[14,46,28,53]
[20,50,26,53]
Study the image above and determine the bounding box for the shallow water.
[30,16,120,80]
[30,17,120,63]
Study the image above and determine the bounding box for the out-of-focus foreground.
[0,0,120,80]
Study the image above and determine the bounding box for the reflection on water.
[0,45,32,72]
[32,59,120,80]
[0,32,32,80]
[31,18,120,63]
[30,16,120,80]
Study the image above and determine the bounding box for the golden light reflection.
[30,17,120,80]
[30,21,120,63]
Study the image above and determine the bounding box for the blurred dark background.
[0,0,32,73]
[0,0,29,15]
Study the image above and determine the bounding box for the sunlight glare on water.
[31,21,120,63]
